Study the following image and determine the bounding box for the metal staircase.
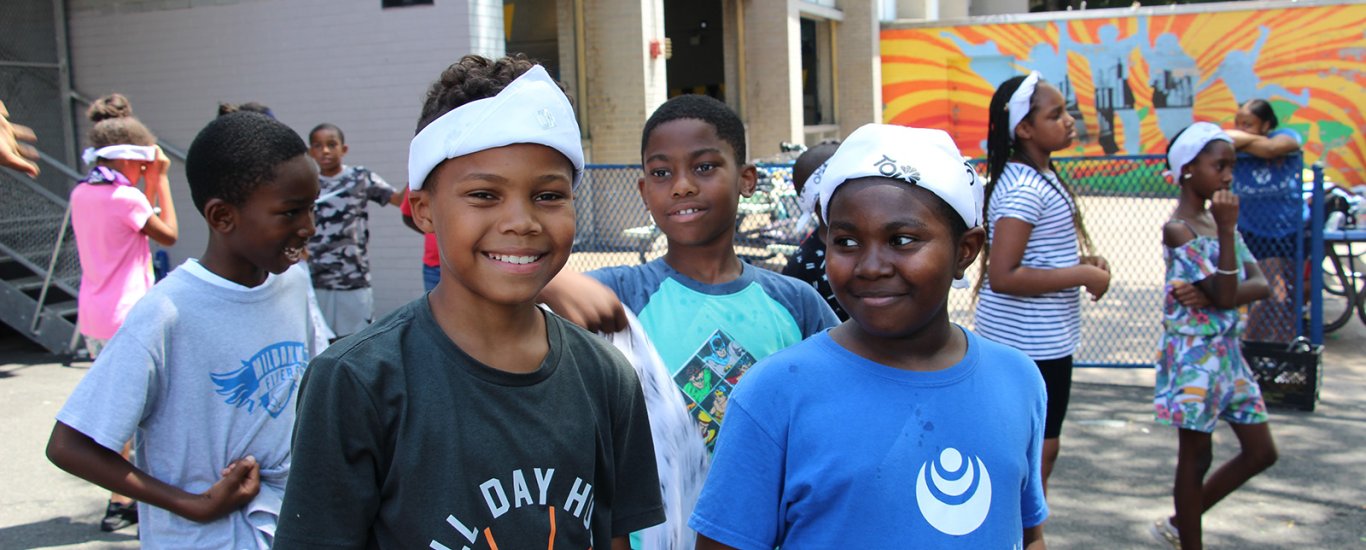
[0,160,84,359]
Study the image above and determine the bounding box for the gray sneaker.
[1148,517,1180,549]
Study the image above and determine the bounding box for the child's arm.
[1194,191,1249,309]
[367,170,405,206]
[139,146,179,246]
[695,534,739,550]
[1234,257,1271,306]
[1225,129,1300,159]
[988,218,1110,301]
[1023,524,1046,549]
[538,269,628,333]
[46,421,260,522]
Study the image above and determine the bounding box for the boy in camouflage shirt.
[306,123,402,339]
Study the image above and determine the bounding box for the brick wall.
[68,0,503,319]
[837,0,882,136]
[743,0,802,159]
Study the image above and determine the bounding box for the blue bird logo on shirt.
[210,341,309,418]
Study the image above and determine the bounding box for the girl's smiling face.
[823,178,980,340]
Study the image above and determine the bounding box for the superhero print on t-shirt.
[672,330,755,451]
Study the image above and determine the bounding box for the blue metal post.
[1310,164,1325,345]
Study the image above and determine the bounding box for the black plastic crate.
[1243,340,1322,412]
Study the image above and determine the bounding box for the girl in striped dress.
[974,72,1111,493]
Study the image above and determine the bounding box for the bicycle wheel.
[1321,251,1356,333]
[1322,243,1365,296]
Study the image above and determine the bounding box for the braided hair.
[975,76,1095,298]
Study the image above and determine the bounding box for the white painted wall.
[68,0,504,318]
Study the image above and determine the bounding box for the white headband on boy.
[802,124,984,287]
[81,144,157,166]
[1167,122,1232,182]
[1007,71,1042,141]
[407,65,584,191]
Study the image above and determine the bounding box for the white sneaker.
[1148,517,1181,549]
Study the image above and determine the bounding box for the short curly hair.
[415,53,567,135]
[641,95,747,162]
[185,112,308,215]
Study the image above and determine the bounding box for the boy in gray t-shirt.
[46,113,322,548]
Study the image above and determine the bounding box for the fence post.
[1310,163,1325,346]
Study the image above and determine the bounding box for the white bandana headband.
[408,65,584,190]
[1007,71,1042,141]
[802,124,984,288]
[82,144,156,165]
[1167,122,1233,183]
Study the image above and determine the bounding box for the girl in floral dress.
[1151,122,1278,550]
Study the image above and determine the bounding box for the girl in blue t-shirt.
[1226,98,1304,343]
[974,72,1111,493]
[1150,122,1278,549]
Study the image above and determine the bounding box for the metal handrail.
[31,200,73,334]
[3,155,84,335]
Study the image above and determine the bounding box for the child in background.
[72,94,179,358]
[1149,122,1277,550]
[47,111,322,548]
[691,124,1047,549]
[306,122,402,339]
[400,188,441,291]
[541,94,838,548]
[275,55,664,549]
[974,71,1111,491]
[1225,98,1305,343]
[69,94,180,532]
[781,141,847,321]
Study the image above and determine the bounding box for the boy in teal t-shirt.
[562,94,836,448]
[543,95,836,548]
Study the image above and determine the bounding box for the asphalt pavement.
[2,320,1364,549]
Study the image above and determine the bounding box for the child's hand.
[1083,265,1110,302]
[1211,190,1240,231]
[1080,255,1110,273]
[540,271,628,333]
[185,455,260,522]
[0,99,40,178]
[1170,280,1211,309]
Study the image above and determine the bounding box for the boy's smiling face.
[823,178,982,339]
[638,119,756,250]
[223,155,321,277]
[414,143,575,308]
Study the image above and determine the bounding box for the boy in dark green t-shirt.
[275,55,664,550]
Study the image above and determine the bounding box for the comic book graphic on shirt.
[672,330,755,451]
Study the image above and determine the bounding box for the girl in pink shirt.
[71,94,179,354]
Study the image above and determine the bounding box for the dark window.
[383,0,433,8]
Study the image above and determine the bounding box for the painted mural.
[881,3,1366,185]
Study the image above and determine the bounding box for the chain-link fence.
[569,163,800,270]
[0,169,81,295]
[568,153,1309,368]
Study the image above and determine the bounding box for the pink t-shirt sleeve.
[115,187,155,233]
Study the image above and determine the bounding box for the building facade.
[12,0,882,317]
